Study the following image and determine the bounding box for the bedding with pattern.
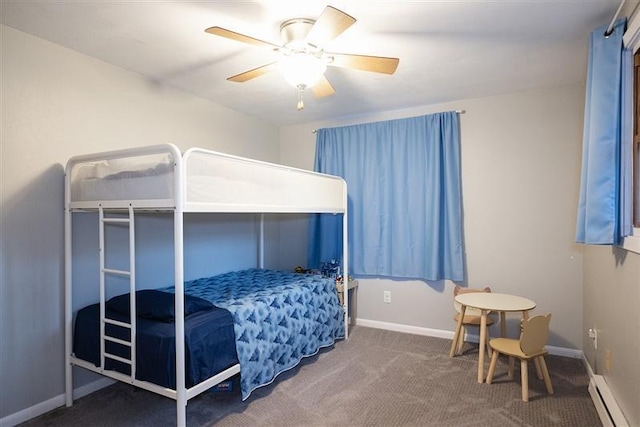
[163,268,345,400]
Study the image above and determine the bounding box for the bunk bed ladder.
[98,205,137,382]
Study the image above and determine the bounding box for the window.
[635,51,640,228]
[622,15,640,252]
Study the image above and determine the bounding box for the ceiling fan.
[205,5,400,110]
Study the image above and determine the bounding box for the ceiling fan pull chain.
[297,84,306,110]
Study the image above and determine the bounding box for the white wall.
[280,84,586,349]
[0,25,280,419]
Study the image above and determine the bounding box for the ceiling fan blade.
[327,52,399,75]
[227,63,278,82]
[305,6,356,48]
[205,26,279,49]
[311,75,335,98]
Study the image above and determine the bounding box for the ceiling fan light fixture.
[279,53,327,89]
[206,6,398,111]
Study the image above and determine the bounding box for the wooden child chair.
[485,313,554,402]
[452,285,494,356]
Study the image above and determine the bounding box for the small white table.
[450,292,536,383]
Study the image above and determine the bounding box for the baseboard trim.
[355,318,583,358]
[588,375,629,427]
[356,318,454,340]
[581,353,629,427]
[0,377,115,427]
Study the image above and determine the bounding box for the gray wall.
[1,25,280,419]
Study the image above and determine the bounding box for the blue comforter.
[166,269,345,400]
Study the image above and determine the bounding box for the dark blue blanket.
[73,303,238,389]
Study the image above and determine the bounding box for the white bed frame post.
[173,153,187,427]
[258,214,265,268]
[342,190,349,339]
[128,206,137,380]
[64,167,73,407]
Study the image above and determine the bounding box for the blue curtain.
[576,18,632,244]
[308,111,464,281]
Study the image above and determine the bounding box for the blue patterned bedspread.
[165,269,344,400]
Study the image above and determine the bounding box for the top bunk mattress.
[66,144,346,213]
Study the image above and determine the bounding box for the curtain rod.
[311,109,466,133]
[605,0,626,37]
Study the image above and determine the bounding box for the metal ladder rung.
[104,336,132,347]
[104,318,132,329]
[102,268,131,277]
[104,352,132,365]
[102,217,131,224]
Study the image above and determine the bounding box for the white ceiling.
[0,1,623,126]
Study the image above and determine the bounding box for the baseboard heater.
[588,375,628,427]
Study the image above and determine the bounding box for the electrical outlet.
[383,290,391,304]
[605,349,612,372]
[588,328,598,349]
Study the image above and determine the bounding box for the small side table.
[336,279,359,325]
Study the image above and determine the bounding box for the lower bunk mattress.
[164,268,345,400]
[73,269,345,399]
[73,292,238,389]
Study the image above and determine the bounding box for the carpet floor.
[22,326,602,426]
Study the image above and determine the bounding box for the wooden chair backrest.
[453,285,491,315]
[520,314,552,355]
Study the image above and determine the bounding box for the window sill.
[621,229,640,254]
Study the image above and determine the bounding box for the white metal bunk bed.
[64,143,348,426]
